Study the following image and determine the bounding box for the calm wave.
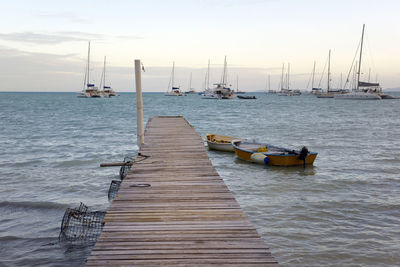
[0,92,399,266]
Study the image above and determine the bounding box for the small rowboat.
[206,134,240,152]
[231,140,317,166]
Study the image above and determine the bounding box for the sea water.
[0,92,399,266]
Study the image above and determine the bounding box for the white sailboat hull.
[334,92,381,100]
[77,92,89,98]
[165,92,185,96]
[202,94,220,99]
[207,142,234,152]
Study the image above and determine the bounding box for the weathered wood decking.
[86,116,278,266]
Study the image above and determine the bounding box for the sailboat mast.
[340,72,343,89]
[353,61,357,90]
[103,56,106,89]
[268,74,271,91]
[280,63,284,90]
[236,75,238,91]
[311,61,316,90]
[87,41,90,87]
[265,74,268,91]
[189,72,192,90]
[83,65,87,90]
[327,50,331,92]
[207,59,210,89]
[287,63,290,90]
[172,61,175,89]
[357,24,365,91]
[222,56,227,85]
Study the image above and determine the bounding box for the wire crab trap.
[108,180,121,201]
[59,202,106,245]
[119,155,134,180]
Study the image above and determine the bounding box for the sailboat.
[317,50,335,98]
[165,62,185,96]
[235,75,245,94]
[278,63,301,96]
[309,61,322,95]
[99,56,118,97]
[266,74,276,94]
[203,56,236,99]
[335,25,381,100]
[277,64,288,96]
[77,41,102,98]
[201,59,219,99]
[184,72,196,94]
[287,64,302,96]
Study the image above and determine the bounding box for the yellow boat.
[231,140,317,166]
[206,134,240,152]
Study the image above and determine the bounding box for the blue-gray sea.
[0,92,400,266]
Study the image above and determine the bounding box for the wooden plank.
[86,116,278,266]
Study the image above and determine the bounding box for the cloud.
[0,46,135,92]
[201,0,275,8]
[0,32,106,44]
[0,32,83,44]
[0,46,397,92]
[115,35,144,40]
[56,31,104,39]
[0,46,82,91]
[0,31,142,45]
[37,11,91,24]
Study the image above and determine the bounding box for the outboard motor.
[298,146,309,168]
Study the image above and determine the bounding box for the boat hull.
[237,95,256,99]
[165,93,185,96]
[77,93,89,98]
[232,140,317,166]
[334,92,381,100]
[202,94,220,99]
[379,94,397,99]
[316,93,334,98]
[207,142,235,152]
[206,134,240,152]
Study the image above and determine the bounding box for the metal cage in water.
[108,180,121,201]
[59,202,106,244]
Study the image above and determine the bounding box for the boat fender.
[250,153,269,165]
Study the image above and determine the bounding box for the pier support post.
[135,59,144,147]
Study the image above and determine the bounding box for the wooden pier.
[86,116,278,266]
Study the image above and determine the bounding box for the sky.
[0,0,399,92]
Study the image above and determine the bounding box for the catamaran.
[184,72,196,94]
[165,62,185,96]
[277,63,301,96]
[308,61,322,95]
[277,63,288,96]
[335,25,382,100]
[99,56,118,97]
[202,56,235,99]
[235,76,245,94]
[201,59,219,99]
[265,74,277,94]
[77,42,102,98]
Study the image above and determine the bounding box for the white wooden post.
[135,59,144,147]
